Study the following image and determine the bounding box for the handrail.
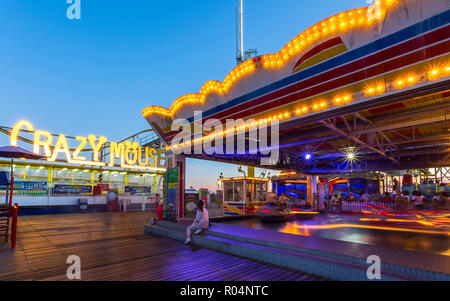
[341,201,395,212]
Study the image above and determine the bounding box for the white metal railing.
[341,201,395,212]
[119,196,158,212]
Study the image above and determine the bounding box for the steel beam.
[320,120,399,164]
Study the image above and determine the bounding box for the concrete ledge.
[146,221,450,281]
[145,224,425,281]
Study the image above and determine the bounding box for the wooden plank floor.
[0,212,325,281]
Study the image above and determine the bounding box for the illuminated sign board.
[10,120,166,172]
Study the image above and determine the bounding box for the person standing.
[150,195,164,225]
[391,191,397,204]
[268,192,278,205]
[184,199,209,245]
[329,194,338,212]
[393,178,399,193]
[155,200,164,221]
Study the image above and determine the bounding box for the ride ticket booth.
[221,177,268,216]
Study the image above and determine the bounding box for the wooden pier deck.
[0,212,324,281]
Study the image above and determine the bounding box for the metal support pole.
[9,175,14,210]
[378,172,382,195]
[419,169,422,189]
[307,175,318,209]
[236,0,244,65]
[5,182,9,208]
[11,203,18,249]
[435,168,438,193]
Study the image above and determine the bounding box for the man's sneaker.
[194,230,202,235]
[184,238,191,245]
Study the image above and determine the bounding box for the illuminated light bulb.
[296,110,301,114]
[335,97,341,103]
[284,113,289,117]
[446,67,450,72]
[320,102,326,107]
[408,76,415,83]
[313,104,318,110]
[343,96,350,101]
[302,107,308,112]
[397,80,404,86]
[429,69,438,76]
[368,88,374,94]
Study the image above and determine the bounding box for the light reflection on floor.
[440,248,450,256]
[224,214,450,255]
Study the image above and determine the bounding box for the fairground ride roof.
[143,0,450,174]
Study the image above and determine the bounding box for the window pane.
[224,182,233,203]
[234,182,244,202]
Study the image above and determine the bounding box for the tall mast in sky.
[236,0,244,65]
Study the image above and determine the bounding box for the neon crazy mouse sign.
[10,120,166,172]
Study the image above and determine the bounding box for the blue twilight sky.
[0,0,367,190]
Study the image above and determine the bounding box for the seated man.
[184,200,209,245]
